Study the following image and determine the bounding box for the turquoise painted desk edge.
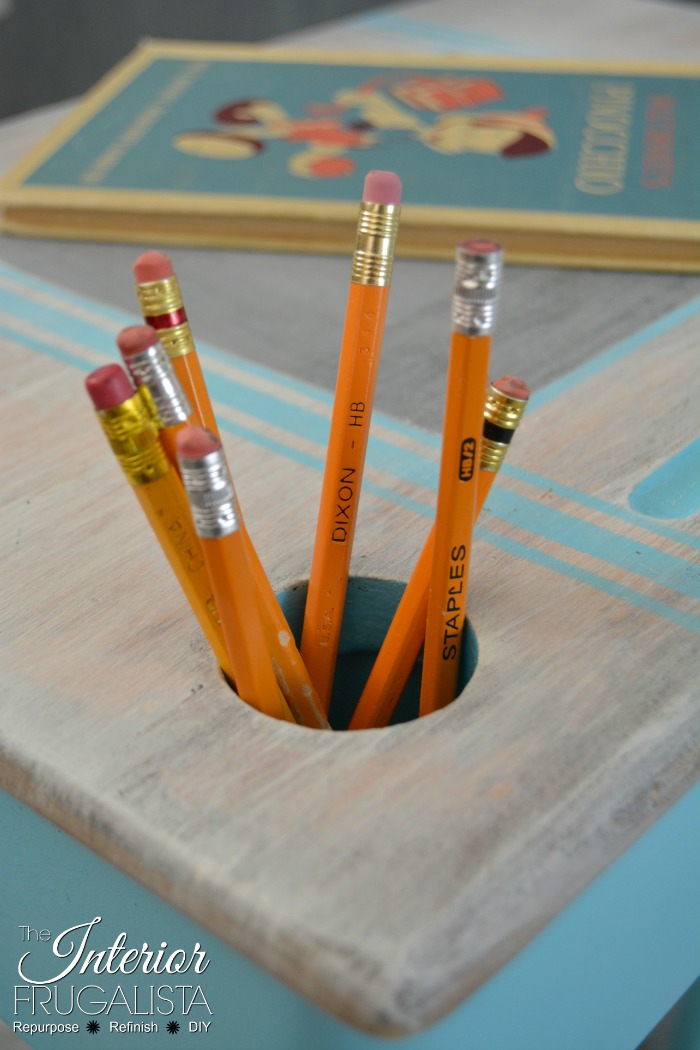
[1,782,699,1050]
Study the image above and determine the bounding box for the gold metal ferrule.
[480,382,529,473]
[136,274,183,316]
[157,322,196,361]
[122,339,192,429]
[135,274,195,360]
[484,384,529,432]
[97,391,169,487]
[178,445,242,539]
[350,201,401,286]
[452,240,503,336]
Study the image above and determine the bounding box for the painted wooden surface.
[284,0,700,62]
[0,257,698,1035]
[2,784,699,1050]
[1,0,700,1040]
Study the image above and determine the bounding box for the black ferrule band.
[483,419,515,445]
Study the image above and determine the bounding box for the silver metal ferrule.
[124,340,192,428]
[178,446,242,539]
[451,240,503,336]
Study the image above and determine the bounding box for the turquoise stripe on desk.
[528,294,700,410]
[0,324,102,375]
[4,261,700,510]
[485,487,699,601]
[1,263,698,632]
[0,319,431,518]
[503,464,700,552]
[476,524,700,635]
[354,11,548,57]
[4,262,700,431]
[0,265,441,487]
[205,369,440,491]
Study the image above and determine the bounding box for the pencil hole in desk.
[277,576,478,731]
[628,437,700,519]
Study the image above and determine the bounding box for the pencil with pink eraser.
[301,170,402,713]
[133,250,220,435]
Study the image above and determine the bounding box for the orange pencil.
[249,570,331,730]
[85,364,233,681]
[176,426,294,723]
[349,376,529,730]
[419,240,504,717]
[301,170,402,711]
[120,326,328,728]
[133,251,220,435]
[179,424,328,728]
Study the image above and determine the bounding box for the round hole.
[277,576,478,730]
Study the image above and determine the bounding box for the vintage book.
[1,41,699,271]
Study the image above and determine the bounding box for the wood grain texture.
[1,283,698,1035]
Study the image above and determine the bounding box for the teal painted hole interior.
[277,576,478,730]
[629,438,700,519]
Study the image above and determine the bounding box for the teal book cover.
[1,41,699,269]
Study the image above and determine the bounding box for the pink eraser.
[492,376,530,402]
[176,425,221,460]
[116,325,159,357]
[85,364,134,411]
[363,170,402,206]
[133,250,174,283]
[460,238,502,257]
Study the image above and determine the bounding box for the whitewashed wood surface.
[1,278,698,1032]
[1,0,700,1036]
[283,0,700,61]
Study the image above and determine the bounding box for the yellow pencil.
[117,324,193,471]
[419,241,504,717]
[134,251,220,436]
[118,327,328,728]
[85,364,233,681]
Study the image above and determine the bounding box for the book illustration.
[2,44,697,270]
[10,48,695,219]
[172,73,557,179]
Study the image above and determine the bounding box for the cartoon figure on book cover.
[173,73,557,178]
